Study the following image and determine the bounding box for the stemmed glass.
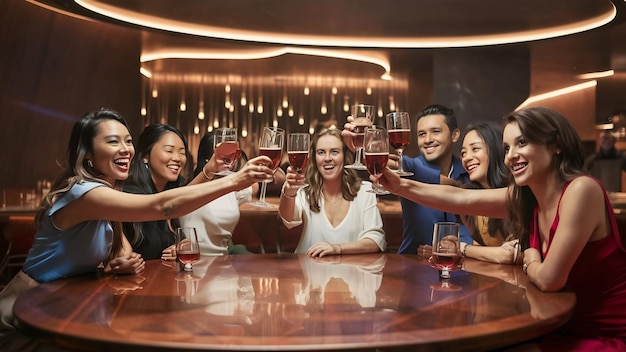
[345,104,375,170]
[176,227,200,272]
[213,128,241,176]
[428,222,462,280]
[287,133,310,187]
[363,126,391,195]
[386,112,413,177]
[250,127,284,208]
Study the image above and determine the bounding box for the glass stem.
[259,181,268,203]
[355,147,363,164]
[398,149,404,172]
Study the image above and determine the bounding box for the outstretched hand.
[341,115,357,152]
[228,155,274,188]
[370,167,402,194]
[283,165,306,192]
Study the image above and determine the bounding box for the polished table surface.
[14,254,575,352]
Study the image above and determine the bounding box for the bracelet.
[282,191,296,199]
[202,166,213,181]
[461,243,469,257]
[523,259,539,274]
[338,243,343,255]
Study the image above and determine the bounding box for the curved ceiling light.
[76,0,616,48]
[516,81,597,110]
[141,47,391,79]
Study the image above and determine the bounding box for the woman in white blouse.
[279,128,386,257]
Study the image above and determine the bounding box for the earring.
[144,163,149,169]
[87,160,93,168]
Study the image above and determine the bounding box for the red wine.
[431,253,461,270]
[288,151,308,172]
[364,152,388,176]
[388,129,411,149]
[216,141,241,164]
[178,251,200,264]
[260,147,283,170]
[353,126,366,149]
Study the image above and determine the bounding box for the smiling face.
[315,134,344,182]
[416,114,459,168]
[143,131,187,191]
[88,119,135,185]
[503,121,555,187]
[461,130,489,188]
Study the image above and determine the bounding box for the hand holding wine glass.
[386,112,413,176]
[213,128,241,176]
[363,126,391,195]
[345,104,374,170]
[250,127,284,208]
[429,222,462,279]
[287,132,310,188]
[176,227,200,272]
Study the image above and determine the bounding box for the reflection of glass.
[364,126,391,195]
[250,127,284,208]
[345,104,374,170]
[213,128,241,176]
[176,272,200,303]
[429,222,462,280]
[176,227,200,271]
[386,112,413,177]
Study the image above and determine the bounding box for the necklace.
[323,193,343,205]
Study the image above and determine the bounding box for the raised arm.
[377,167,510,219]
[55,156,274,229]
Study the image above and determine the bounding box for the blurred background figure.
[585,129,626,192]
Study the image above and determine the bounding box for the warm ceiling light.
[76,0,616,48]
[576,69,614,79]
[141,47,391,80]
[140,67,152,78]
[516,80,597,109]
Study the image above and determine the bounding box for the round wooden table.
[14,254,575,351]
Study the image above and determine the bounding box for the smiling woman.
[122,124,193,260]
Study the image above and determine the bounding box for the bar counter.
[14,254,575,352]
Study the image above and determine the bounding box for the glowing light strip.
[75,0,616,48]
[576,69,614,79]
[26,0,95,22]
[141,47,390,78]
[517,81,597,109]
[139,67,152,78]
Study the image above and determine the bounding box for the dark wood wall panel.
[0,0,141,189]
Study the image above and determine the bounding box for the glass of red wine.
[363,125,391,195]
[213,128,241,176]
[250,126,284,208]
[346,104,374,170]
[386,112,413,177]
[176,227,200,272]
[287,132,310,187]
[429,222,462,279]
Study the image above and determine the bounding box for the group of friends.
[0,104,625,351]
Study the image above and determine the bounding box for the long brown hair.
[504,107,586,248]
[35,108,129,260]
[303,128,361,213]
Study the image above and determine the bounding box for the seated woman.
[374,107,626,351]
[122,124,195,260]
[0,109,273,339]
[420,121,520,264]
[179,132,260,255]
[279,128,386,257]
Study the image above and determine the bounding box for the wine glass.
[250,127,284,208]
[386,112,413,177]
[345,104,375,170]
[428,222,462,279]
[213,128,241,176]
[363,126,391,195]
[176,227,200,272]
[287,133,310,187]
